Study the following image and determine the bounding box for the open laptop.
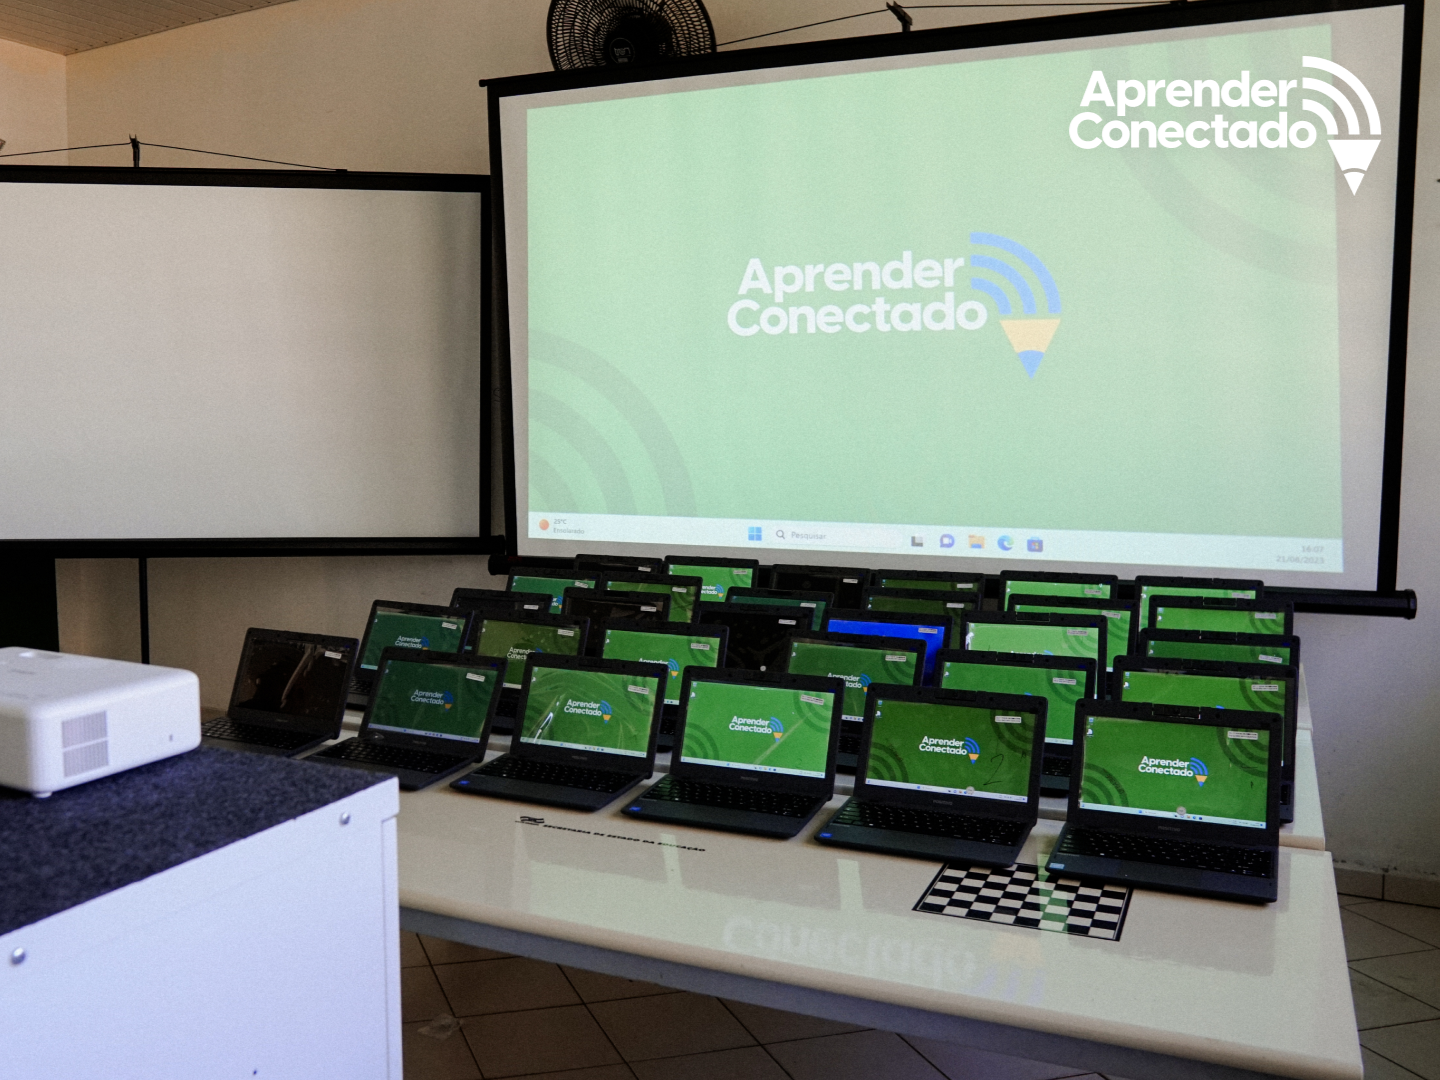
[599,620,728,747]
[472,611,590,727]
[1139,629,1302,669]
[937,649,1097,794]
[1149,596,1294,637]
[958,611,1107,688]
[695,602,810,671]
[782,631,923,772]
[623,668,844,839]
[1000,571,1117,607]
[1133,575,1262,630]
[825,609,955,683]
[451,587,552,615]
[863,587,980,617]
[312,649,503,790]
[1007,593,1136,685]
[728,587,832,630]
[599,570,703,624]
[202,628,358,756]
[576,553,665,574]
[770,564,867,608]
[816,686,1045,866]
[1047,700,1280,903]
[1115,655,1298,823]
[507,567,599,613]
[562,588,671,648]
[348,600,474,709]
[869,568,986,595]
[664,555,759,601]
[453,654,667,810]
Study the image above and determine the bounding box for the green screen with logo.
[1003,580,1111,606]
[680,680,835,778]
[963,621,1103,665]
[867,697,1036,801]
[519,666,660,757]
[602,628,721,705]
[477,619,583,687]
[1012,602,1132,671]
[361,612,466,671]
[1137,585,1258,629]
[940,659,1083,744]
[1080,715,1270,828]
[731,592,825,629]
[669,564,754,600]
[510,574,596,615]
[1153,604,1287,635]
[786,640,917,721]
[1119,670,1291,765]
[1145,637,1294,666]
[369,660,496,741]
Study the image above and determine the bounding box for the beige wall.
[0,36,65,160]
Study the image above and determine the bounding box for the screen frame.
[510,652,668,770]
[226,626,359,735]
[935,647,1098,746]
[488,0,1422,596]
[359,647,505,749]
[355,600,476,683]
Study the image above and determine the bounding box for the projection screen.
[493,0,1418,591]
[0,169,487,549]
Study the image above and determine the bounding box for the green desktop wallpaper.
[669,564,754,600]
[680,681,835,776]
[866,698,1035,798]
[1145,637,1294,666]
[511,574,596,614]
[786,640,918,721]
[370,660,496,740]
[520,666,660,755]
[361,612,466,670]
[1152,604,1289,635]
[963,621,1104,665]
[602,628,721,704]
[477,619,583,686]
[941,660,1080,743]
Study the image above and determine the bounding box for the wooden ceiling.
[0,0,300,54]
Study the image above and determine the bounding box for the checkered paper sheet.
[915,862,1132,940]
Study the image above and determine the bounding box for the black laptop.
[1149,595,1295,637]
[623,668,844,839]
[999,570,1118,607]
[451,587,552,615]
[599,619,729,748]
[1046,700,1280,903]
[769,564,868,608]
[868,568,986,595]
[506,567,600,614]
[562,588,671,648]
[453,654,667,810]
[312,649,503,790]
[348,600,474,708]
[816,686,1045,866]
[1006,593,1137,692]
[1133,575,1263,630]
[728,587,833,630]
[862,587,980,617]
[598,570,704,624]
[202,628,358,756]
[695,602,811,671]
[576,553,666,574]
[957,610,1107,686]
[471,610,590,727]
[663,555,759,601]
[1139,628,1302,669]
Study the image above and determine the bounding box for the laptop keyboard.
[202,717,316,752]
[1057,827,1274,878]
[640,774,818,818]
[836,799,1026,846]
[314,739,468,775]
[1042,756,1072,778]
[474,756,638,794]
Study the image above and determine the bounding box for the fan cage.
[548,0,717,71]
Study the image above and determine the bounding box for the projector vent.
[63,740,109,777]
[62,711,108,748]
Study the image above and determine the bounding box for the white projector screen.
[0,171,486,546]
[494,0,1417,591]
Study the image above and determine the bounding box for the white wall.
[0,36,66,161]
[46,0,1440,878]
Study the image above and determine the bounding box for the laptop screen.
[477,618,583,687]
[696,607,805,671]
[1002,578,1111,606]
[866,696,1038,803]
[786,639,918,723]
[234,638,351,721]
[368,659,498,743]
[1079,714,1270,829]
[1011,601,1132,672]
[962,621,1103,668]
[606,578,699,623]
[940,659,1085,745]
[679,680,836,779]
[668,562,753,600]
[1152,602,1288,636]
[1137,584,1258,628]
[1144,634,1295,667]
[1120,670,1290,718]
[824,617,946,681]
[873,574,980,593]
[864,592,975,616]
[360,610,466,671]
[602,628,721,706]
[519,665,661,757]
[731,592,826,630]
[510,573,596,614]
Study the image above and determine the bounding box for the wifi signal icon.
[969,233,1062,378]
[962,736,981,762]
[1302,56,1382,194]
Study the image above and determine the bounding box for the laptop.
[202,628,358,756]
[824,609,954,683]
[623,668,844,839]
[1006,593,1136,685]
[1047,700,1280,903]
[728,587,832,630]
[869,568,986,595]
[472,611,590,727]
[770,564,868,608]
[937,649,1097,794]
[599,620,729,747]
[1139,629,1302,669]
[957,611,1107,688]
[599,570,703,624]
[349,600,475,708]
[576,553,665,574]
[507,567,599,614]
[694,602,811,671]
[663,555,759,601]
[1149,595,1294,637]
[453,654,668,811]
[311,649,503,790]
[451,587,552,615]
[1115,655,1298,823]
[782,632,924,772]
[562,588,671,648]
[1133,575,1262,630]
[1000,571,1117,608]
[816,686,1045,866]
[863,587,980,617]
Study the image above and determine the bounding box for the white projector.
[0,648,200,797]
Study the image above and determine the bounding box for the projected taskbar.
[528,513,1341,573]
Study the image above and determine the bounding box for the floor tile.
[1355,903,1440,949]
[561,965,680,1003]
[631,1046,790,1080]
[403,1020,481,1080]
[419,933,512,964]
[721,998,867,1043]
[1361,1020,1440,1080]
[902,1036,1087,1080]
[1344,909,1434,961]
[402,931,431,968]
[435,956,580,1017]
[589,992,756,1061]
[1354,952,1440,1009]
[1351,970,1440,1030]
[514,1067,637,1080]
[403,965,453,1023]
[463,1005,624,1078]
[767,1030,947,1080]
[1362,1048,1426,1080]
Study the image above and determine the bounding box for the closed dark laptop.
[202,628,358,757]
[817,686,1045,865]
[313,649,503,790]
[1046,700,1280,903]
[453,654,667,811]
[451,587,552,615]
[348,600,475,708]
[623,668,844,839]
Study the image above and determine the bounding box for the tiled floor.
[400,889,1440,1080]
